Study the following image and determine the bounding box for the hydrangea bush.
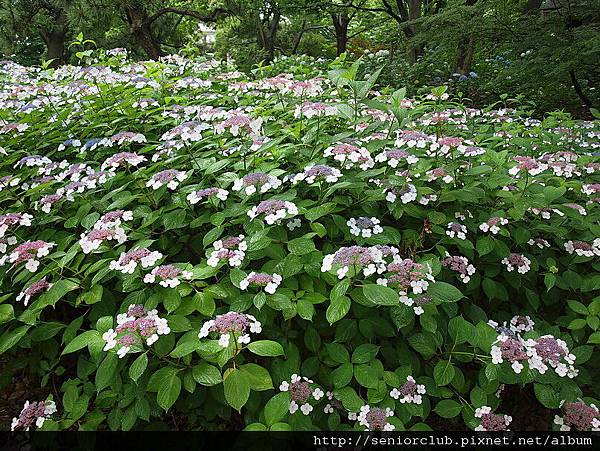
[0,54,598,432]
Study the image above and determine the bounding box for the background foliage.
[0,50,599,431]
[0,0,599,116]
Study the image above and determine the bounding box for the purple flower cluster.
[474,406,512,431]
[279,374,324,415]
[198,311,262,347]
[16,277,52,305]
[11,399,57,431]
[103,304,171,358]
[442,254,476,283]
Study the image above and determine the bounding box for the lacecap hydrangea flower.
[324,142,374,170]
[385,184,417,204]
[442,254,476,283]
[143,264,193,287]
[509,315,535,333]
[16,278,52,306]
[247,199,298,225]
[102,304,171,358]
[474,406,512,431]
[564,239,600,257]
[207,235,247,267]
[232,172,281,195]
[198,311,262,347]
[1,240,56,272]
[109,247,163,274]
[239,272,282,294]
[279,374,324,415]
[554,400,600,431]
[390,375,426,404]
[355,405,395,431]
[11,399,57,431]
[479,217,508,234]
[187,187,229,204]
[501,253,531,274]
[0,213,32,238]
[80,228,127,254]
[321,246,387,279]
[291,165,342,185]
[446,222,467,240]
[146,169,188,190]
[347,217,383,238]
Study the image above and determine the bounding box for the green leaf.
[408,332,437,357]
[332,363,353,389]
[567,319,587,330]
[129,353,148,383]
[543,186,566,203]
[224,368,251,411]
[240,363,273,391]
[31,279,79,312]
[330,278,350,301]
[588,332,600,344]
[427,282,463,303]
[351,344,379,364]
[433,360,455,386]
[476,236,495,256]
[334,386,364,413]
[353,364,379,389]
[448,316,473,345]
[0,304,14,325]
[288,236,316,255]
[533,383,560,409]
[567,300,588,315]
[326,343,350,364]
[192,362,222,386]
[434,399,462,418]
[362,284,400,306]
[247,340,285,357]
[170,339,200,358]
[62,330,102,355]
[326,295,350,324]
[157,372,181,412]
[264,392,291,426]
[95,353,118,392]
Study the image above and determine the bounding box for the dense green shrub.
[1,53,599,432]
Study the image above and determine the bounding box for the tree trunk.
[126,5,162,60]
[455,36,475,74]
[522,0,543,14]
[454,0,478,73]
[38,7,67,67]
[407,0,423,63]
[570,69,594,109]
[261,9,281,62]
[332,13,350,56]
[40,29,66,67]
[291,20,307,54]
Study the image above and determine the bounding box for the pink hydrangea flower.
[109,248,163,274]
[389,375,426,404]
[143,264,193,287]
[198,311,262,347]
[279,374,324,415]
[2,240,56,272]
[239,272,282,294]
[474,406,512,431]
[105,304,169,352]
[187,187,229,204]
[207,235,247,267]
[11,399,56,431]
[16,278,52,306]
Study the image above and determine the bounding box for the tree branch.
[145,7,230,26]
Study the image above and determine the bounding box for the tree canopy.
[0,0,598,115]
